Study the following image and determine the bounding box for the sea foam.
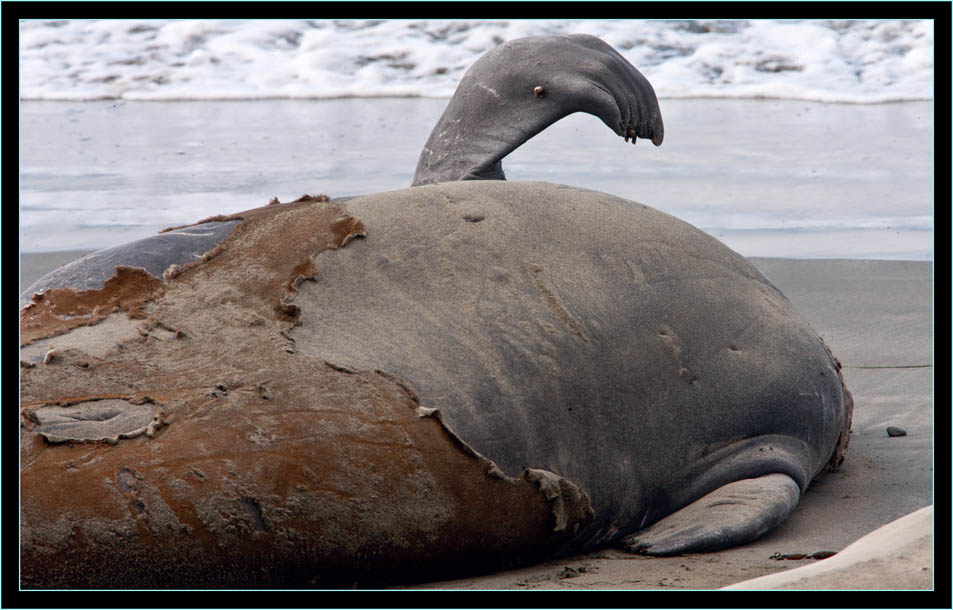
[19,19,934,103]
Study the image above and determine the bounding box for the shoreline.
[19,98,933,259]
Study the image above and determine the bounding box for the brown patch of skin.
[20,267,163,346]
[20,195,591,588]
[158,194,330,233]
[19,194,349,346]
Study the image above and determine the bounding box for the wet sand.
[19,99,933,259]
[20,250,93,294]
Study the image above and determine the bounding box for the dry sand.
[19,252,934,592]
[723,504,933,590]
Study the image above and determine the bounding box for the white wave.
[19,19,933,103]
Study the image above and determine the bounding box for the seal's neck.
[411,34,663,187]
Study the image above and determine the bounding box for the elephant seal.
[19,35,851,588]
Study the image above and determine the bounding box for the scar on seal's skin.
[526,263,588,341]
[657,325,697,385]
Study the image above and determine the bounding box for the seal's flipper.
[622,473,800,556]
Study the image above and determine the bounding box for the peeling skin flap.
[523,468,594,534]
[31,400,162,444]
[19,220,244,309]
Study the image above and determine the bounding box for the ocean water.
[18,20,935,260]
[20,19,933,103]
